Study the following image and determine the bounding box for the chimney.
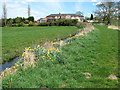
[59,12,61,15]
[59,13,61,19]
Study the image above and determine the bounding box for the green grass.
[2,26,79,63]
[2,25,118,88]
[111,20,120,26]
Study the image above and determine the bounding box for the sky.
[0,0,119,20]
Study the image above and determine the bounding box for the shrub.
[54,20,59,26]
[34,23,38,26]
[12,24,19,27]
[58,19,78,26]
[24,24,29,27]
[38,22,50,26]
[18,22,25,27]
[28,21,34,26]
[37,19,78,26]
[49,21,55,26]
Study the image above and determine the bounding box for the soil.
[108,25,120,30]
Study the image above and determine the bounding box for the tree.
[94,1,117,25]
[22,17,26,22]
[90,14,93,20]
[28,16,34,22]
[15,17,21,23]
[76,11,83,16]
[6,19,13,27]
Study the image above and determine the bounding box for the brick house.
[38,13,84,23]
[47,13,84,22]
[60,14,84,22]
[39,18,47,23]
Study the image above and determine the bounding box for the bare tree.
[28,4,30,17]
[2,2,7,26]
[94,1,117,25]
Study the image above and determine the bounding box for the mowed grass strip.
[2,26,78,63]
[2,25,118,88]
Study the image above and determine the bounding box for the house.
[38,13,84,23]
[39,18,47,23]
[46,13,84,22]
[60,14,84,22]
[46,13,61,22]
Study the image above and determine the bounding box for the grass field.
[2,26,79,63]
[2,25,119,88]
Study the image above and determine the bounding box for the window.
[66,15,71,19]
[41,20,46,22]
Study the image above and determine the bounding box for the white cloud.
[25,0,38,2]
[96,2,102,5]
[88,13,91,15]
[92,2,103,5]
[92,3,96,5]
[15,1,18,3]
[21,1,27,4]
[91,0,97,2]
[31,9,46,20]
[7,3,21,8]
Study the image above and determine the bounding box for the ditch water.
[0,57,19,74]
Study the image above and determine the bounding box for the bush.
[38,22,50,26]
[58,19,78,26]
[34,23,38,26]
[28,21,34,26]
[18,22,25,27]
[54,20,59,26]
[37,19,78,26]
[12,24,18,27]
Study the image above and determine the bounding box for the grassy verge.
[2,26,79,63]
[2,25,118,88]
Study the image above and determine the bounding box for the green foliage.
[28,16,34,22]
[1,19,5,27]
[38,22,50,26]
[15,17,21,24]
[28,21,34,26]
[58,19,78,26]
[33,23,38,26]
[38,19,78,26]
[18,22,25,27]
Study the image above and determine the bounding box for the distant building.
[37,18,47,23]
[60,14,84,22]
[46,13,61,22]
[37,13,84,23]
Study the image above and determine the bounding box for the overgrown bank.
[2,25,119,88]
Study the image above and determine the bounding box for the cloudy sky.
[0,0,119,20]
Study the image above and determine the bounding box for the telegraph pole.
[28,3,30,17]
[3,2,7,26]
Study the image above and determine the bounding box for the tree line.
[1,16,34,27]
